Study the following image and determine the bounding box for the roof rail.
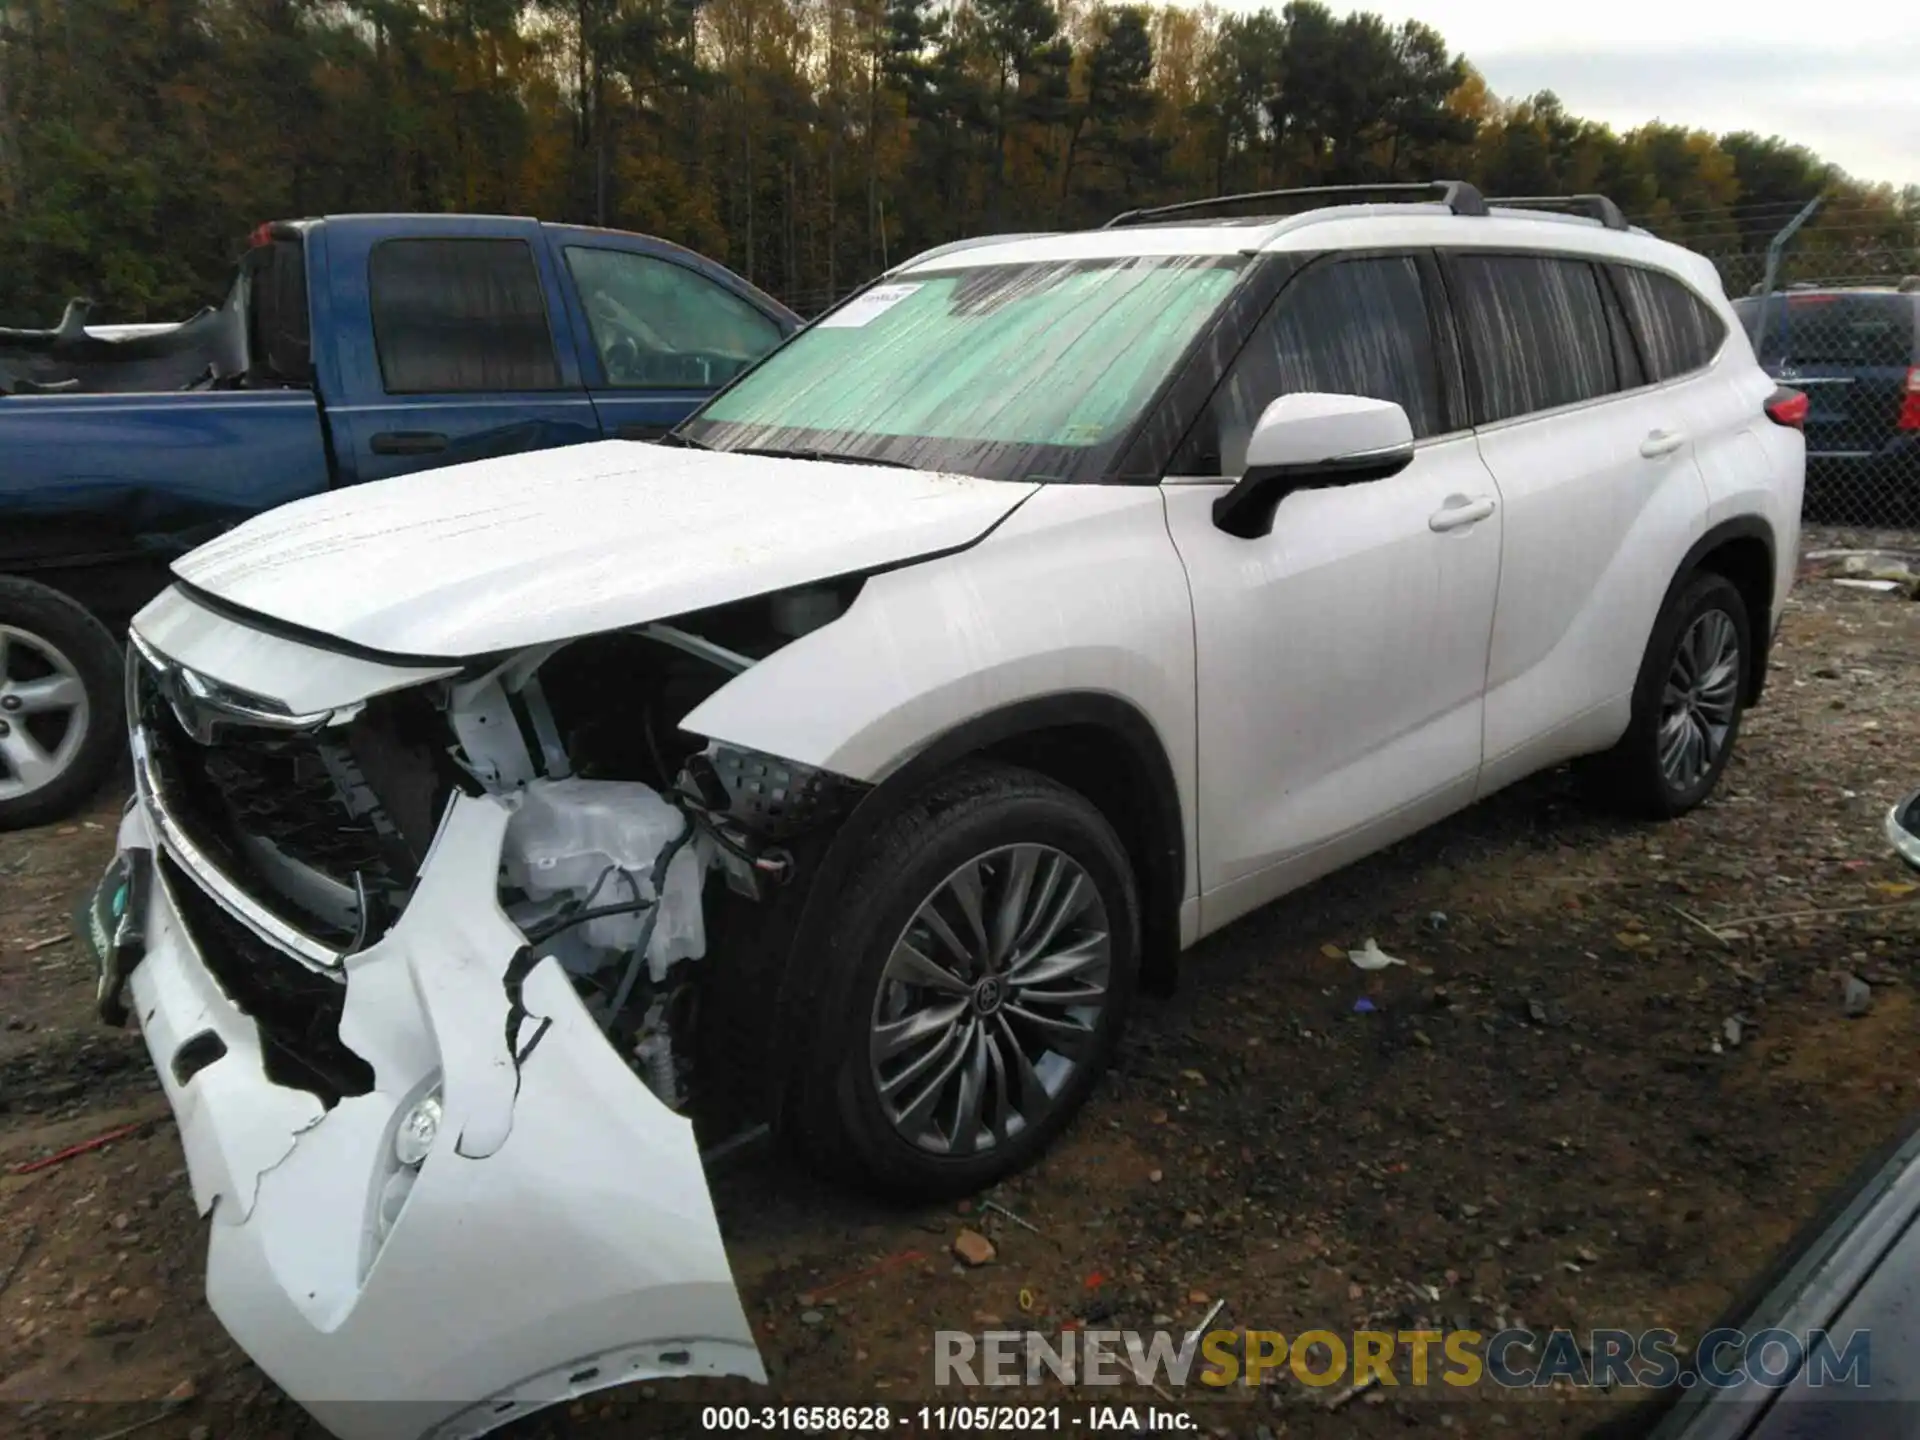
[1102,181,1489,229]
[1485,194,1629,231]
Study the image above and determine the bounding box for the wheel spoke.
[916,902,976,971]
[946,860,992,964]
[1011,871,1094,968]
[883,937,972,996]
[872,997,969,1063]
[875,1015,969,1101]
[989,846,1041,967]
[946,1026,992,1156]
[0,725,58,790]
[893,1019,978,1139]
[6,673,84,715]
[1004,1000,1097,1061]
[1007,931,1109,989]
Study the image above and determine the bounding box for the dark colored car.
[1731,284,1920,522]
[0,214,799,829]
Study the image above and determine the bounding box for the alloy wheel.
[1657,608,1740,794]
[0,625,92,804]
[869,843,1112,1157]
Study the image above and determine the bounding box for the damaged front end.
[108,582,867,1440]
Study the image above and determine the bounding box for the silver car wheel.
[0,625,92,804]
[1657,607,1740,793]
[868,843,1112,1157]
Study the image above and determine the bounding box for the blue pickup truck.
[0,213,798,828]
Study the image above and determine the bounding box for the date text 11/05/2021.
[697,1407,1188,1432]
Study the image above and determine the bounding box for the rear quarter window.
[1613,266,1727,381]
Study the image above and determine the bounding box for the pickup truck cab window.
[564,246,783,390]
[367,238,564,394]
[681,254,1245,483]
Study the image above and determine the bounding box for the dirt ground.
[5,527,1920,1440]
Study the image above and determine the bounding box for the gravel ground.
[4,527,1919,1439]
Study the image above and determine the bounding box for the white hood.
[174,441,1037,657]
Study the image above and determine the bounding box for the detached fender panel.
[122,791,762,1440]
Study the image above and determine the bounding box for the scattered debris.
[1668,902,1732,946]
[953,1230,997,1267]
[85,1381,197,1440]
[799,1309,825,1326]
[1723,1016,1744,1048]
[980,1200,1042,1236]
[1324,1375,1379,1412]
[21,933,67,952]
[1844,976,1874,1018]
[1426,911,1449,930]
[10,1120,149,1175]
[1184,1296,1228,1347]
[1348,939,1406,971]
[1352,996,1378,1014]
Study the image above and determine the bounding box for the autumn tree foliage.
[0,0,1913,324]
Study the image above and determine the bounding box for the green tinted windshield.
[682,255,1245,481]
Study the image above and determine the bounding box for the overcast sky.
[1213,0,1920,189]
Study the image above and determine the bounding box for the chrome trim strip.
[131,724,343,972]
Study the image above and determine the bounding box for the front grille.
[158,853,374,1107]
[131,647,450,950]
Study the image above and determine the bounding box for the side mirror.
[1212,393,1416,539]
[1888,789,1920,871]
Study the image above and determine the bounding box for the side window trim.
[1415,248,1472,436]
[367,236,568,397]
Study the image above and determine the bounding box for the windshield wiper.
[730,445,918,470]
[650,431,711,449]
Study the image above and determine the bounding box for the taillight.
[1766,387,1809,428]
[249,222,274,248]
[1899,368,1920,431]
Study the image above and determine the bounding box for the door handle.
[1428,495,1497,532]
[616,423,670,441]
[369,431,449,456]
[1640,428,1688,458]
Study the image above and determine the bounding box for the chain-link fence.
[1700,216,1920,527]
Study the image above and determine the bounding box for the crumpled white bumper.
[118,792,764,1440]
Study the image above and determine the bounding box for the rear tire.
[1583,571,1750,820]
[0,577,125,831]
[786,762,1140,1200]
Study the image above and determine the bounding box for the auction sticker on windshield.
[817,283,922,328]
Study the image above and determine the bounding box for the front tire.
[0,577,126,832]
[788,762,1140,1200]
[1586,570,1750,819]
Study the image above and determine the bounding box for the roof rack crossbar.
[1485,194,1629,231]
[1102,181,1489,229]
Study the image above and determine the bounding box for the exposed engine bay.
[126,576,869,1137]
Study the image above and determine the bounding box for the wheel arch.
[1669,515,1778,704]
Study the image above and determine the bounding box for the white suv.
[92,182,1804,1437]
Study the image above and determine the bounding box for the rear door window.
[368,238,563,394]
[1614,266,1728,380]
[1172,254,1444,476]
[1449,254,1618,424]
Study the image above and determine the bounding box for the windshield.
[680,255,1246,482]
